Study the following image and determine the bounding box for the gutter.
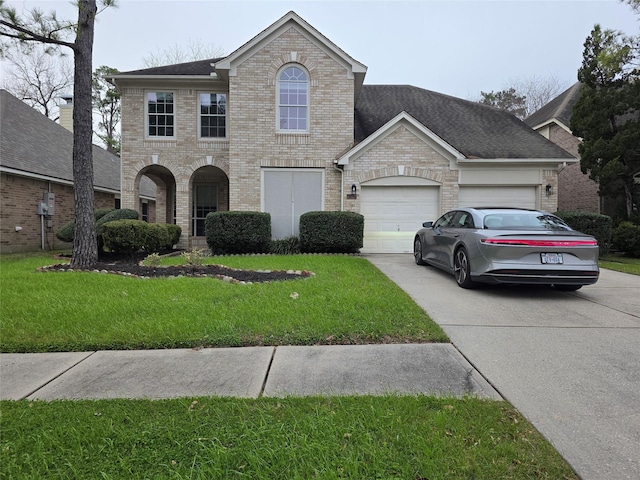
[332,163,344,211]
[1,166,120,195]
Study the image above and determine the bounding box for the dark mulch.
[40,252,313,283]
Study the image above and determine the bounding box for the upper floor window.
[147,92,174,137]
[199,93,227,138]
[278,66,308,131]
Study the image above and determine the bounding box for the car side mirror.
[423,221,433,228]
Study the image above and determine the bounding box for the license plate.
[541,253,563,264]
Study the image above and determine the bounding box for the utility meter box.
[44,192,55,215]
[38,193,55,216]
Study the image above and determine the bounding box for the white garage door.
[361,185,439,253]
[458,186,537,209]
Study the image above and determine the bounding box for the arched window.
[278,66,308,131]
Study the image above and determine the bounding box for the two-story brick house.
[109,11,575,253]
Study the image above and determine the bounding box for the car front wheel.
[414,237,426,265]
[454,247,474,288]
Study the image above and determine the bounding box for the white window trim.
[145,90,176,139]
[197,91,228,141]
[276,64,310,133]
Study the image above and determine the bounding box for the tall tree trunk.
[70,0,98,269]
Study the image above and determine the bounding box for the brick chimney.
[59,94,73,132]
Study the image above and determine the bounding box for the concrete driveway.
[366,254,640,480]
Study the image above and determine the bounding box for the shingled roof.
[355,85,575,160]
[0,89,120,192]
[118,57,225,76]
[524,82,583,130]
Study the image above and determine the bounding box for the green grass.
[0,253,447,353]
[600,253,640,275]
[0,396,577,479]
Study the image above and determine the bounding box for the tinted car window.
[450,211,475,228]
[449,211,466,228]
[483,213,572,230]
[434,212,455,228]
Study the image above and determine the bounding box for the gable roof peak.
[214,10,366,75]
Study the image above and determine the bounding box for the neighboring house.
[524,82,601,213]
[0,89,155,253]
[109,11,575,254]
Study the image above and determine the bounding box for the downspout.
[333,162,344,211]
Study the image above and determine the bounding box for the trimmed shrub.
[55,208,117,243]
[102,220,147,255]
[612,222,640,257]
[166,224,182,247]
[95,208,115,221]
[55,221,74,243]
[205,211,271,255]
[299,211,364,253]
[143,223,171,254]
[96,208,139,235]
[555,211,612,254]
[270,236,301,255]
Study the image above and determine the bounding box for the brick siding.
[549,125,600,213]
[0,173,117,253]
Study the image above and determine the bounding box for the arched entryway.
[189,166,229,246]
[137,165,176,226]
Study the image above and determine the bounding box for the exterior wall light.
[545,184,553,196]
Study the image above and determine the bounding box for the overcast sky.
[3,0,638,100]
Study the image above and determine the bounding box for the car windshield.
[483,213,571,231]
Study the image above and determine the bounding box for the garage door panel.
[459,186,537,209]
[361,184,439,254]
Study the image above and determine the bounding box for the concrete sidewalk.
[0,344,501,401]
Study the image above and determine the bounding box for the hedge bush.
[55,221,75,243]
[143,223,171,254]
[299,211,364,253]
[555,211,612,254]
[166,224,182,247]
[96,208,139,235]
[102,220,147,255]
[612,222,640,257]
[205,211,271,255]
[55,208,118,243]
[95,208,116,221]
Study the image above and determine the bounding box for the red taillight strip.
[481,238,598,247]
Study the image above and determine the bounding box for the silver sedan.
[413,208,600,290]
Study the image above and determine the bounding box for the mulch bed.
[39,253,314,284]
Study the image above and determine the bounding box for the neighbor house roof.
[0,89,120,193]
[355,85,575,160]
[524,82,583,131]
[1,90,156,199]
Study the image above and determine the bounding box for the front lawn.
[0,253,447,353]
[0,396,577,479]
[600,253,640,275]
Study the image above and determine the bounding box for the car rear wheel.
[454,247,474,288]
[554,284,582,292]
[414,237,427,265]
